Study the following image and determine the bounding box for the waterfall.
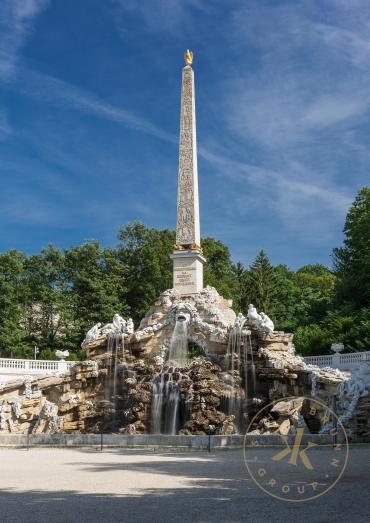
[150,367,184,435]
[151,373,165,434]
[150,317,191,434]
[247,333,256,396]
[108,334,125,405]
[222,320,256,432]
[164,374,180,435]
[168,318,188,365]
[105,333,126,423]
[222,323,244,430]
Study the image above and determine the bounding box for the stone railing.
[0,358,77,377]
[304,351,370,370]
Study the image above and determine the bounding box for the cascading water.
[105,333,130,425]
[246,333,256,396]
[150,316,191,434]
[222,323,243,426]
[168,316,189,365]
[151,367,185,434]
[222,316,256,432]
[151,372,165,434]
[163,372,180,434]
[107,334,124,404]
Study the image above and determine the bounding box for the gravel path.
[0,446,369,522]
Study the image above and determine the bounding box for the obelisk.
[170,50,206,295]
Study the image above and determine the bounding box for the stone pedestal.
[170,249,206,295]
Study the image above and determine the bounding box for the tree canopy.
[0,187,368,359]
[333,187,370,310]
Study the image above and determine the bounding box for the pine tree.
[0,250,28,357]
[333,187,370,310]
[246,250,279,318]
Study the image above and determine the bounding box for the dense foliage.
[0,188,368,359]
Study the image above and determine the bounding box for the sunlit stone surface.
[171,52,205,295]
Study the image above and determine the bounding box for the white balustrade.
[304,351,370,370]
[0,358,77,377]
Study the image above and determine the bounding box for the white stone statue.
[85,323,102,342]
[101,322,116,336]
[245,304,274,332]
[101,314,134,336]
[55,350,69,360]
[247,304,262,325]
[113,314,127,333]
[126,318,134,334]
[259,312,274,333]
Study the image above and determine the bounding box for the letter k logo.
[271,428,318,470]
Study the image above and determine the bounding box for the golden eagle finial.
[184,49,193,66]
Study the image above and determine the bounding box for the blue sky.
[0,0,368,269]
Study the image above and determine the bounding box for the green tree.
[293,264,336,326]
[293,308,370,356]
[21,246,70,356]
[231,261,248,312]
[118,223,240,321]
[244,250,279,319]
[333,187,370,309]
[64,241,129,347]
[0,250,28,357]
[273,264,298,331]
[118,222,174,322]
[202,237,238,303]
[293,324,330,356]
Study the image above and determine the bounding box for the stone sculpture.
[126,318,134,334]
[112,314,127,333]
[245,304,274,333]
[85,323,102,343]
[247,304,262,325]
[338,363,370,424]
[82,315,135,346]
[171,50,206,294]
[55,350,69,360]
[259,312,274,333]
[101,322,116,336]
[1,51,368,440]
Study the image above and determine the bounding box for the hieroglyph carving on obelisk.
[171,50,205,295]
[175,52,200,248]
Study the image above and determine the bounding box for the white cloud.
[0,110,12,138]
[0,0,361,264]
[7,63,353,246]
[15,67,177,144]
[113,0,208,34]
[227,3,370,148]
[199,145,352,234]
[302,93,368,127]
[0,0,49,79]
[210,0,370,250]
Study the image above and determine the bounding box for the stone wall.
[0,286,368,440]
[0,362,104,434]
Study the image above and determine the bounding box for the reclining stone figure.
[84,322,102,343]
[246,304,274,333]
[247,304,262,326]
[113,313,127,333]
[259,312,274,333]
